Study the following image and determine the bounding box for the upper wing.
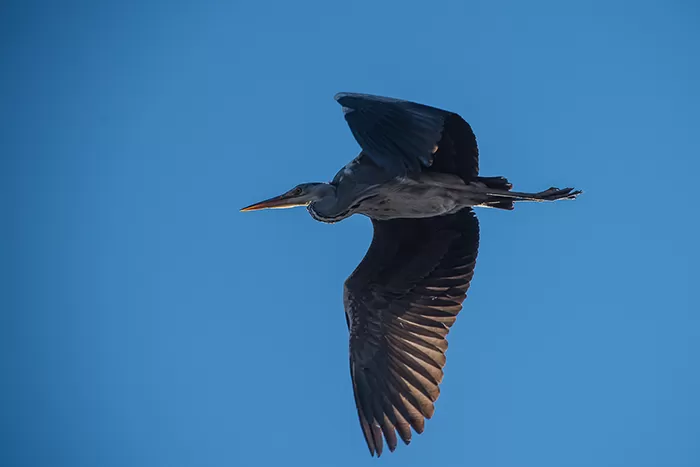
[335,92,479,182]
[344,209,480,456]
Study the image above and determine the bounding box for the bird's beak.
[240,193,307,212]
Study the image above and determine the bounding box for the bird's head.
[240,182,333,212]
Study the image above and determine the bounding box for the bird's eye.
[292,187,303,196]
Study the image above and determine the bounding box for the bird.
[241,92,581,457]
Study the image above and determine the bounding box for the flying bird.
[241,93,581,457]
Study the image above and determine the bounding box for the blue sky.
[3,1,699,466]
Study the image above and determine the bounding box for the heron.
[241,93,581,457]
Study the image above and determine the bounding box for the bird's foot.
[536,187,582,201]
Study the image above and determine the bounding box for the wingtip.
[367,441,379,458]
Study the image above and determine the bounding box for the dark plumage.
[241,92,581,456]
[345,210,479,456]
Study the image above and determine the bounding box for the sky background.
[2,1,699,466]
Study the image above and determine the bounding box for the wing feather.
[335,92,479,182]
[345,209,479,456]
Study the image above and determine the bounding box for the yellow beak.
[240,193,307,212]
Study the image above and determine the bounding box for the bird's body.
[353,173,478,220]
[310,171,494,221]
[241,92,581,457]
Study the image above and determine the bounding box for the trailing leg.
[482,186,582,207]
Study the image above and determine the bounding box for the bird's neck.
[307,184,352,224]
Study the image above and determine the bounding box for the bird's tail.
[476,177,582,210]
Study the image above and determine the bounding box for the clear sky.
[3,1,699,466]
